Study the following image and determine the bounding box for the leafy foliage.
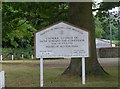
[94,14,118,40]
[2,2,69,48]
[94,16,104,38]
[2,3,36,48]
[2,2,119,48]
[94,2,119,41]
[2,47,34,59]
[113,40,120,46]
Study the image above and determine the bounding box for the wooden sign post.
[34,21,89,87]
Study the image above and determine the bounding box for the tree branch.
[92,8,108,11]
[16,20,27,27]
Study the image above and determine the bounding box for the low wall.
[97,47,120,58]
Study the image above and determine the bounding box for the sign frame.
[34,21,90,58]
[34,21,90,87]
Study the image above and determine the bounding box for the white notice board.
[35,21,89,58]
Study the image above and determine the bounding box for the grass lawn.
[1,59,119,87]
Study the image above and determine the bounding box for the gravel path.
[98,58,119,66]
[43,58,119,67]
[1,58,119,67]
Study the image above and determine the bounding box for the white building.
[96,38,115,48]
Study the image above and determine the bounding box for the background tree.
[95,2,119,46]
[63,2,107,76]
[2,2,119,76]
[2,2,69,48]
[94,14,118,40]
[94,16,105,38]
[2,3,36,48]
[63,2,119,76]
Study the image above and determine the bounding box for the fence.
[0,71,5,89]
[1,52,34,60]
[1,47,120,60]
[1,48,34,60]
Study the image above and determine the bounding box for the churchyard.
[2,58,118,87]
[1,2,119,88]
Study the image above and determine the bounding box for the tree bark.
[63,2,108,76]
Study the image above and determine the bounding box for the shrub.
[2,47,34,60]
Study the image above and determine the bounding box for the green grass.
[2,60,119,87]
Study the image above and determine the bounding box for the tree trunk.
[63,2,108,76]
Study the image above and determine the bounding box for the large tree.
[2,2,68,48]
[2,2,119,76]
[63,2,119,76]
[63,2,107,76]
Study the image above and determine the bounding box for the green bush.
[2,47,34,60]
[113,40,120,46]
